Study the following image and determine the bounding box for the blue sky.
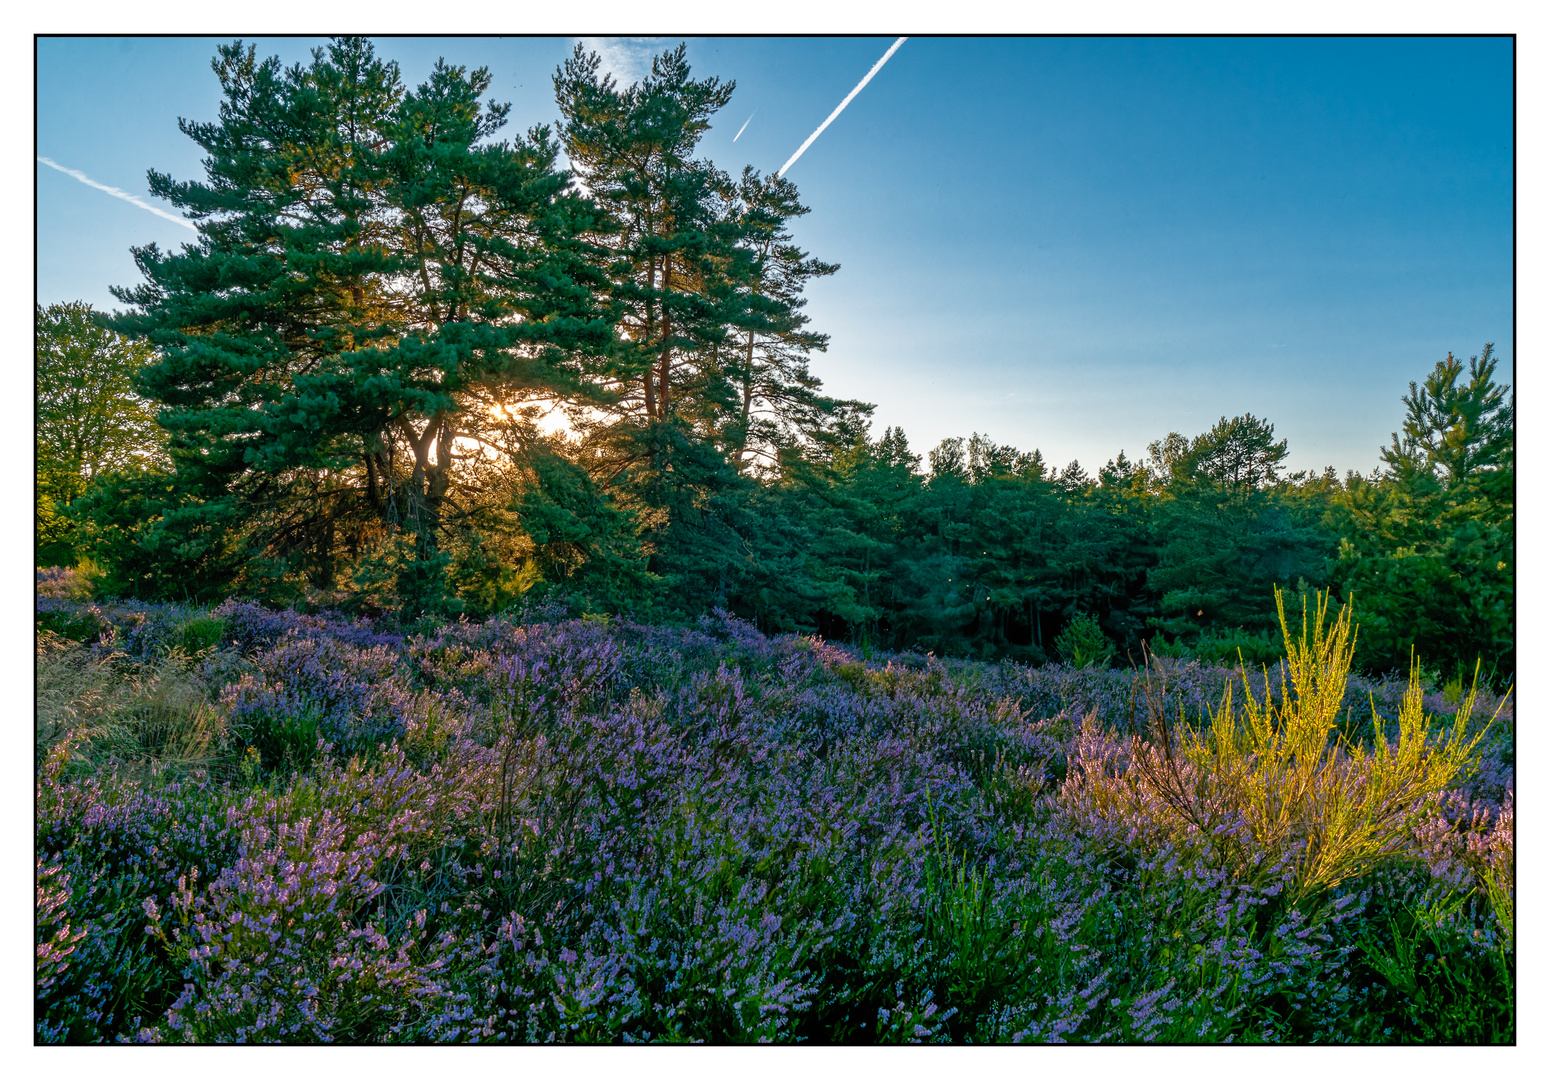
[36,35,1513,477]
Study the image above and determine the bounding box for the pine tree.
[1146,415,1327,641]
[1381,345,1513,490]
[1336,347,1513,680]
[1188,413,1289,489]
[759,424,922,640]
[718,168,861,471]
[552,43,865,613]
[553,43,738,437]
[112,38,613,610]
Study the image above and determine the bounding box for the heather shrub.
[36,598,1513,1044]
[36,749,244,1042]
[1471,792,1515,948]
[37,604,114,645]
[135,749,483,1043]
[38,564,96,601]
[213,599,404,654]
[103,602,215,659]
[222,635,415,769]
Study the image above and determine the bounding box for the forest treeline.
[35,38,1514,683]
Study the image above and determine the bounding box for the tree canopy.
[35,301,166,566]
[48,37,1512,687]
[1334,346,1513,679]
[111,38,617,608]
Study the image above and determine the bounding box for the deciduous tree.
[35,302,165,566]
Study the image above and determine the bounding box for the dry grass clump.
[36,633,232,778]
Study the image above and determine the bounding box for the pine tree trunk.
[643,254,657,420]
[657,259,673,416]
[399,413,448,548]
[733,329,756,467]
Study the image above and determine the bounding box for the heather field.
[33,34,1515,1052]
[36,574,1514,1045]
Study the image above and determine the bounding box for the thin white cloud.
[734,113,755,142]
[38,156,196,231]
[576,37,664,87]
[778,37,908,179]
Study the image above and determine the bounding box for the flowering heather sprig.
[36,858,87,993]
[1410,788,1515,946]
[213,600,406,654]
[132,748,486,1042]
[1470,789,1515,947]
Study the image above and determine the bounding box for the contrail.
[37,156,196,231]
[777,37,907,178]
[734,112,755,142]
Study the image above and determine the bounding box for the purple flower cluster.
[214,600,407,654]
[222,635,416,758]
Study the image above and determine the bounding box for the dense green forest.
[35,38,1514,684]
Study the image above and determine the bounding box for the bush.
[1190,626,1282,668]
[1066,590,1500,900]
[37,565,95,601]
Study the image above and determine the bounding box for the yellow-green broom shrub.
[1076,588,1502,900]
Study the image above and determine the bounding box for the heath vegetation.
[36,38,1513,1045]
[36,580,1512,1043]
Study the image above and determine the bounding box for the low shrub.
[35,597,1513,1044]
[1065,590,1501,901]
[1189,626,1283,668]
